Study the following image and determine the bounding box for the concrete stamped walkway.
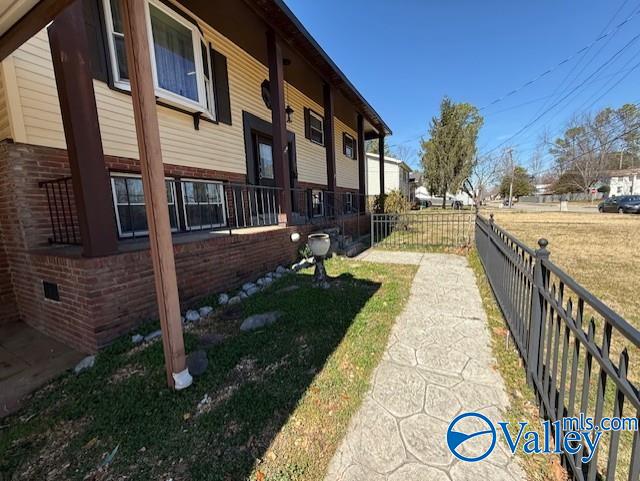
[325,251,526,481]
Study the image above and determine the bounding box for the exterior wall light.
[290,232,301,242]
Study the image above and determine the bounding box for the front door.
[254,134,275,187]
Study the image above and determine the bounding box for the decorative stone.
[273,272,283,279]
[185,310,201,323]
[74,355,96,374]
[218,293,229,305]
[238,291,248,299]
[242,282,256,292]
[199,306,213,317]
[261,277,274,287]
[144,330,162,342]
[245,286,260,296]
[228,296,242,305]
[276,265,287,274]
[187,350,208,376]
[131,334,144,344]
[240,311,282,332]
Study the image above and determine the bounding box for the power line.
[528,0,636,122]
[477,5,640,111]
[479,31,640,158]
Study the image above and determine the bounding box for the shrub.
[382,189,411,214]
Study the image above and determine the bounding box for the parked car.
[598,195,640,214]
[451,200,464,210]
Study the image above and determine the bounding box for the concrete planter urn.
[307,233,330,288]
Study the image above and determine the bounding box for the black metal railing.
[223,183,281,229]
[39,176,81,245]
[289,188,365,225]
[476,214,640,481]
[40,177,370,245]
[371,211,475,249]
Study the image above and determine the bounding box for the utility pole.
[507,148,514,208]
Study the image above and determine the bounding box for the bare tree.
[392,144,417,165]
[550,111,618,193]
[471,154,500,204]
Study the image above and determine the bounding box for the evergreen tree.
[420,97,483,208]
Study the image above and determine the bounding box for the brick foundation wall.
[0,141,368,352]
[23,223,318,352]
[0,223,18,326]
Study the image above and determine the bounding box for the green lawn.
[0,258,415,481]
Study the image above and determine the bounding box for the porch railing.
[40,177,370,245]
[476,213,640,481]
[39,176,81,245]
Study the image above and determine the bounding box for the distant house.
[409,171,423,201]
[534,184,551,195]
[607,168,640,196]
[365,153,411,197]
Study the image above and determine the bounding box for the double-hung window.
[110,174,179,238]
[312,190,324,217]
[103,0,215,117]
[181,180,226,230]
[309,111,324,145]
[343,133,356,159]
[343,192,354,213]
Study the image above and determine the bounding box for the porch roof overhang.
[0,0,391,138]
[246,0,392,137]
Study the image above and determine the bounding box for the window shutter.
[304,107,311,140]
[82,0,109,82]
[342,132,347,156]
[211,47,232,125]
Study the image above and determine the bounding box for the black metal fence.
[371,211,475,249]
[476,213,640,481]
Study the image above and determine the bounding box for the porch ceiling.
[0,0,75,60]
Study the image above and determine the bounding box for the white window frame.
[180,179,227,230]
[344,191,353,213]
[312,189,324,217]
[309,110,325,146]
[102,0,216,118]
[344,133,355,159]
[110,173,179,238]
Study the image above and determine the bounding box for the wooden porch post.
[121,0,190,390]
[357,114,366,213]
[48,1,118,257]
[378,133,385,195]
[323,83,336,200]
[266,29,291,223]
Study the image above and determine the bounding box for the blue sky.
[284,0,640,169]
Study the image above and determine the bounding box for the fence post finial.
[536,238,550,258]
